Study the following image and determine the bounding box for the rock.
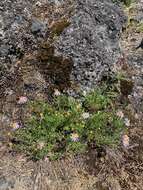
[0,114,11,128]
[48,0,64,6]
[0,45,9,56]
[56,0,127,91]
[31,18,46,34]
[0,176,15,190]
[106,177,121,190]
[95,177,121,190]
[0,177,9,190]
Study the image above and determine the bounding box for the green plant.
[83,88,111,112]
[12,87,125,160]
[122,0,132,6]
[112,0,132,7]
[86,111,124,146]
[136,22,143,32]
[13,96,86,160]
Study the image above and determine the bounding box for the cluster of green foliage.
[136,22,143,32]
[12,86,124,160]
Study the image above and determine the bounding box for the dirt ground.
[0,0,143,190]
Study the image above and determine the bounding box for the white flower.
[17,96,28,104]
[116,110,124,119]
[82,112,90,119]
[70,133,79,142]
[54,89,61,96]
[124,118,130,127]
[83,91,87,96]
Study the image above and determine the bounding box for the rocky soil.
[0,0,143,189]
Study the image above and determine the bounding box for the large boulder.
[56,0,127,91]
[0,0,126,97]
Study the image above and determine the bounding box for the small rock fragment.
[0,177,9,190]
[135,113,139,119]
[124,118,130,127]
[31,18,46,34]
[122,134,129,148]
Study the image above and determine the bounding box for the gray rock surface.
[0,1,143,190]
[0,176,15,190]
[0,0,72,98]
[0,0,126,96]
[31,18,47,34]
[56,0,127,91]
[0,0,127,100]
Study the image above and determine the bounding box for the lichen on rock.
[55,0,127,92]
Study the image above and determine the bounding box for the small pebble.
[124,118,130,127]
[31,18,45,34]
[122,134,129,148]
[135,113,139,119]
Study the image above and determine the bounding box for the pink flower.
[116,110,124,119]
[11,122,23,131]
[70,133,79,142]
[17,96,28,104]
